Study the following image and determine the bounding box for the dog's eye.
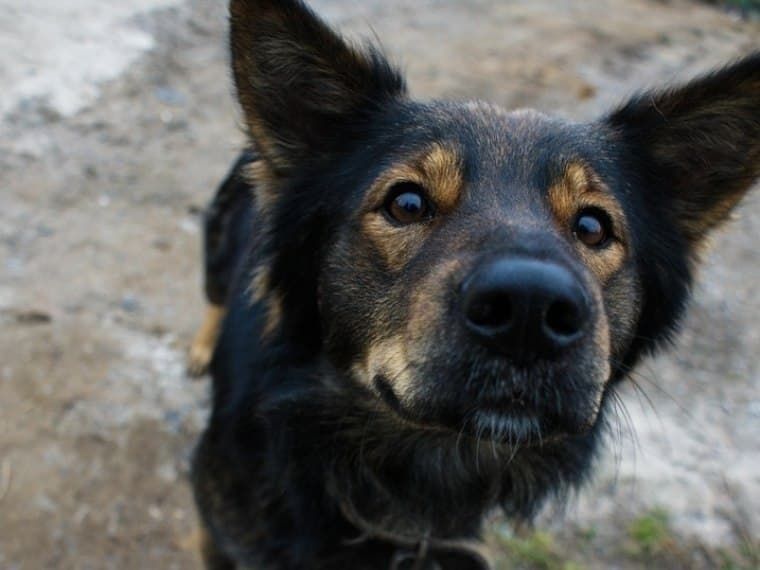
[573,209,611,248]
[384,183,431,225]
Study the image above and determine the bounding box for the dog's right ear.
[229,0,406,175]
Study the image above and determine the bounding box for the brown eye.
[574,209,610,248]
[384,183,431,224]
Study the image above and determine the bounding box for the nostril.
[466,295,512,328]
[544,298,584,337]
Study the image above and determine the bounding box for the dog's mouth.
[371,361,604,445]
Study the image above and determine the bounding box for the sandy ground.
[0,1,758,568]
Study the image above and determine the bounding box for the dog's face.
[319,107,635,441]
[230,1,759,444]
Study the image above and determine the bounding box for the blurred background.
[0,1,758,568]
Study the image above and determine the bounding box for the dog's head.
[230,0,760,444]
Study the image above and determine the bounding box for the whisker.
[611,356,691,419]
[607,391,640,485]
[489,415,499,461]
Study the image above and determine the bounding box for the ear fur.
[229,0,406,176]
[606,52,760,243]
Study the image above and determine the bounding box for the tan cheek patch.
[350,145,462,404]
[548,162,628,284]
[580,238,626,285]
[362,215,428,272]
[359,336,414,399]
[354,258,466,405]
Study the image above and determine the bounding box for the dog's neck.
[273,377,522,533]
[312,395,499,569]
[324,417,504,541]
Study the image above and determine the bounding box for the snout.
[461,258,590,361]
[366,253,607,442]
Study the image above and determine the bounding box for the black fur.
[202,151,256,306]
[191,1,760,568]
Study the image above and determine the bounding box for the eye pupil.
[574,211,608,247]
[385,183,430,224]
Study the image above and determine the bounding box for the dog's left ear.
[229,0,406,176]
[605,53,760,244]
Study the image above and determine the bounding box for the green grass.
[493,529,585,570]
[624,508,673,558]
[489,509,758,569]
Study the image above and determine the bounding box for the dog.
[188,1,760,567]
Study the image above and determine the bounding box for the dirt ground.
[0,1,758,568]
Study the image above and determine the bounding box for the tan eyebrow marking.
[417,143,464,212]
[364,143,464,214]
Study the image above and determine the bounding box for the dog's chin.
[462,407,596,445]
[466,409,545,444]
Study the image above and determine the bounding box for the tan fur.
[362,216,430,272]
[244,158,279,216]
[547,161,628,283]
[194,525,230,569]
[262,290,284,340]
[362,259,466,404]
[177,526,203,556]
[363,336,413,398]
[361,144,464,272]
[250,263,272,304]
[418,143,465,213]
[187,303,227,377]
[248,263,284,340]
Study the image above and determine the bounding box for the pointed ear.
[606,53,760,244]
[229,0,406,175]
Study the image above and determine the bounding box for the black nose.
[461,258,590,360]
